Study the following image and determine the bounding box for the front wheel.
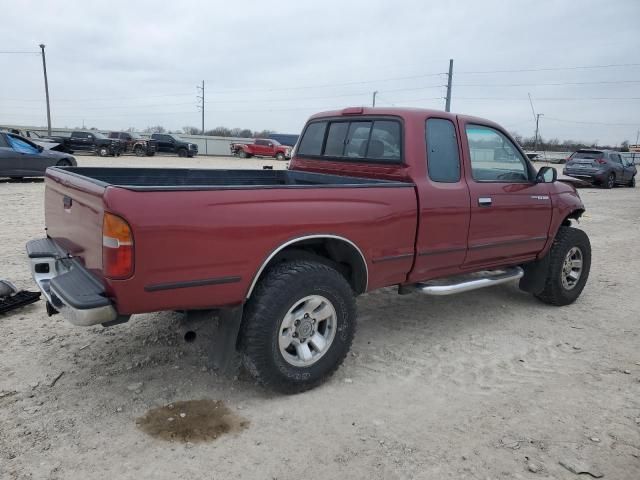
[275,152,285,161]
[628,176,636,188]
[177,148,188,158]
[134,145,145,157]
[56,159,72,167]
[238,150,248,159]
[98,146,109,157]
[534,226,591,306]
[240,260,356,393]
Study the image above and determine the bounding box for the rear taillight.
[596,158,606,164]
[102,212,134,279]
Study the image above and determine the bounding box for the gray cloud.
[1,0,639,144]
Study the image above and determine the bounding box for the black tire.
[534,226,591,306]
[628,176,636,188]
[177,148,188,158]
[56,159,72,167]
[240,260,356,393]
[146,152,155,157]
[275,152,285,161]
[98,146,109,157]
[134,145,145,157]
[238,150,248,159]
[603,172,615,189]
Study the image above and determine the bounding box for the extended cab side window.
[426,118,460,182]
[465,125,529,182]
[298,121,327,156]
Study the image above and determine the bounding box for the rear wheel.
[604,173,615,189]
[534,226,591,306]
[628,176,636,188]
[238,150,248,159]
[275,152,285,161]
[241,260,356,393]
[56,159,72,167]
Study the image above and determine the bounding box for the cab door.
[409,117,470,282]
[459,121,552,267]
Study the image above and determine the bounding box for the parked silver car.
[0,132,76,179]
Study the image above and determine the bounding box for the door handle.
[478,197,492,207]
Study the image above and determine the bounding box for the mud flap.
[208,305,244,375]
[519,253,551,294]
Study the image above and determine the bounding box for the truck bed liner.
[51,167,411,191]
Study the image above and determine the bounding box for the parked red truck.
[26,107,590,393]
[230,138,291,160]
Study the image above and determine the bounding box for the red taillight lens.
[596,158,606,164]
[102,212,134,279]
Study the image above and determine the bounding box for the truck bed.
[54,167,408,190]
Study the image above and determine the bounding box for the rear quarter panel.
[104,185,417,314]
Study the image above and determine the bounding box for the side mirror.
[536,166,557,183]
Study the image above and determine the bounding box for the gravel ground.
[1,155,639,479]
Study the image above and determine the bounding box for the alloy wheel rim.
[561,246,583,290]
[278,295,337,367]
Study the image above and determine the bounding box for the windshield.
[169,134,184,141]
[130,132,143,139]
[93,132,108,139]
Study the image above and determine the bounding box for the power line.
[0,51,39,54]
[455,80,640,87]
[544,117,638,127]
[456,62,640,74]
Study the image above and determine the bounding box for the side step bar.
[415,267,524,296]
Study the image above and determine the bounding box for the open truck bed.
[57,167,405,190]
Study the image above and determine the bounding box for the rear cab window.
[296,117,402,163]
[426,118,460,182]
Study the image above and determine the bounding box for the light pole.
[445,59,453,112]
[534,113,544,152]
[372,91,378,107]
[39,44,52,135]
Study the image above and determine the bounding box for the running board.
[415,267,524,296]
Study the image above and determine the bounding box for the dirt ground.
[1,154,638,479]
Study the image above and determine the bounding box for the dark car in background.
[108,132,157,156]
[563,149,636,188]
[150,133,198,157]
[66,131,123,157]
[0,132,76,179]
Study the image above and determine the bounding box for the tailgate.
[44,169,107,278]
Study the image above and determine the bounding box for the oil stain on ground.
[136,399,248,442]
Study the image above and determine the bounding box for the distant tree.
[621,140,630,152]
[239,129,253,138]
[253,129,275,138]
[182,126,200,135]
[205,126,232,137]
[143,125,166,133]
[125,126,137,133]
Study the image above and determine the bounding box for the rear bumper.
[25,238,125,326]
[563,168,607,182]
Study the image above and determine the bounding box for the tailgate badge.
[63,196,72,209]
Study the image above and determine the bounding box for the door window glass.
[426,118,460,182]
[465,125,528,182]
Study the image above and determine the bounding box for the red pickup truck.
[231,138,291,160]
[26,107,590,393]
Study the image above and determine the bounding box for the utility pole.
[39,44,52,135]
[196,80,205,134]
[372,91,378,107]
[444,59,453,112]
[534,113,544,152]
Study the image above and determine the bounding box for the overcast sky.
[1,0,639,144]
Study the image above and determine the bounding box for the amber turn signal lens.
[102,212,134,279]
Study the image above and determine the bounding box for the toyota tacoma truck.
[26,107,590,393]
[231,138,291,160]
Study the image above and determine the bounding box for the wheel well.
[248,237,368,298]
[562,209,585,226]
